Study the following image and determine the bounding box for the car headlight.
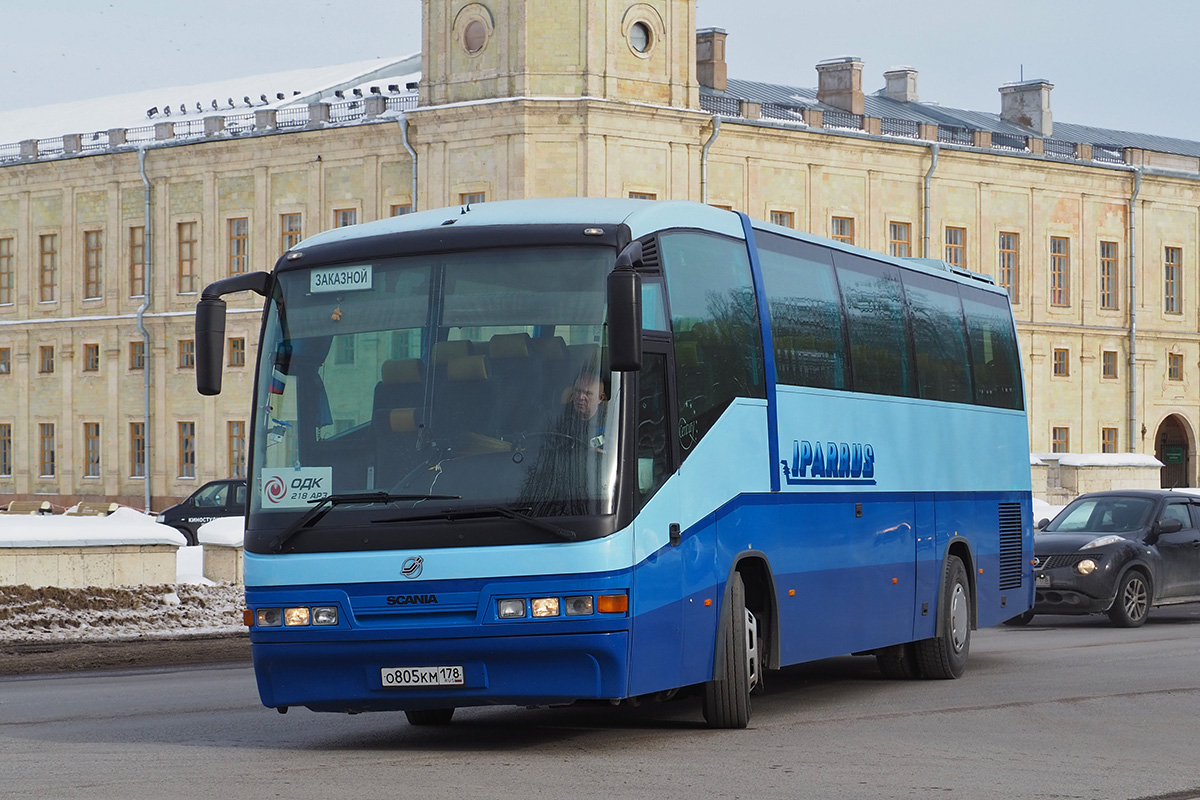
[1081,535,1123,550]
[1075,558,1098,575]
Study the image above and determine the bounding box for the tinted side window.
[962,289,1024,410]
[660,232,765,447]
[757,232,848,390]
[903,271,973,404]
[833,252,915,397]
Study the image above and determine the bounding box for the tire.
[405,708,455,725]
[703,572,758,728]
[1108,570,1151,628]
[1003,610,1035,626]
[876,643,921,679]
[915,555,971,680]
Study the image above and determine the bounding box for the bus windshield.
[252,245,621,525]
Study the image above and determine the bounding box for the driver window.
[1160,503,1190,528]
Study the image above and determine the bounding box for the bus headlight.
[498,598,526,619]
[312,606,339,626]
[284,607,311,626]
[564,595,594,616]
[256,608,283,627]
[531,597,560,618]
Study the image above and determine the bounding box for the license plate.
[381,665,464,688]
[1035,572,1050,587]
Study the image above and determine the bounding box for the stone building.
[2,0,1199,510]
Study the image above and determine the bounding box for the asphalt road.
[2,608,1199,800]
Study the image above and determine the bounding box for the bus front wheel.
[915,555,971,679]
[703,572,758,729]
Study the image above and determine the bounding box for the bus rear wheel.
[915,555,971,680]
[703,572,758,729]
[405,708,455,725]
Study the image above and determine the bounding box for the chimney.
[697,28,728,92]
[816,57,864,114]
[883,67,918,103]
[999,79,1054,136]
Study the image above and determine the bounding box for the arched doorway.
[1155,415,1191,488]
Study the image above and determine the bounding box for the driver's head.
[571,373,606,420]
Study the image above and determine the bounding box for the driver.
[566,371,608,450]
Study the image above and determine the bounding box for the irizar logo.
[782,439,876,485]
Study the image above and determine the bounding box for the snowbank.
[0,507,186,548]
[197,516,245,547]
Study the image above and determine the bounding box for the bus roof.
[295,197,747,250]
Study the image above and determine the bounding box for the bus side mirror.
[608,267,642,372]
[196,297,227,396]
[608,241,644,373]
[195,271,272,396]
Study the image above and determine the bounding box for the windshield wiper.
[270,492,462,553]
[372,504,577,542]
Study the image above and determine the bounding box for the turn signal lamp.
[597,594,628,614]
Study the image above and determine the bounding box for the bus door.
[628,339,690,695]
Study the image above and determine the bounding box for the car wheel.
[1003,610,1035,626]
[1108,570,1151,628]
[703,572,757,728]
[915,555,971,679]
[405,708,455,725]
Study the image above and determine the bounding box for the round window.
[629,21,651,54]
[464,19,487,53]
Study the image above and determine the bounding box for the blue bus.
[195,198,1032,728]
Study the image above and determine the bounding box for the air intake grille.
[998,502,1025,590]
[638,236,660,270]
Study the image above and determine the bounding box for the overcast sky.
[3,0,1198,141]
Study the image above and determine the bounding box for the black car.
[1016,490,1200,627]
[156,479,247,546]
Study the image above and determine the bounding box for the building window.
[178,221,197,294]
[178,421,196,478]
[1099,241,1118,310]
[40,233,58,302]
[1101,427,1118,454]
[889,222,911,258]
[228,420,247,479]
[179,339,195,369]
[334,208,357,228]
[84,422,101,478]
[0,423,10,476]
[335,336,355,364]
[1052,348,1069,377]
[627,192,654,201]
[281,213,303,254]
[130,421,146,478]
[390,204,413,216]
[0,237,13,305]
[40,423,56,477]
[1051,426,1069,454]
[0,347,9,375]
[1168,352,1184,381]
[1101,350,1118,379]
[769,210,794,228]
[1050,236,1070,307]
[39,345,55,374]
[998,232,1019,298]
[129,226,145,297]
[944,226,966,267]
[229,337,246,367]
[130,340,146,370]
[83,343,100,372]
[1164,246,1182,314]
[830,217,854,244]
[84,230,103,299]
[228,217,249,276]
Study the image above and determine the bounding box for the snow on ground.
[0,513,244,643]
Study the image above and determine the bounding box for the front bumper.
[1032,565,1117,615]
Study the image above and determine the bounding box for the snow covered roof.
[0,54,421,145]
